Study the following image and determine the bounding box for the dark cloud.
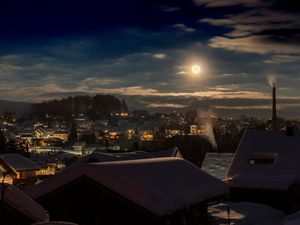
[199,1,300,57]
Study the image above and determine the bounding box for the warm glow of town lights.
[191,64,201,74]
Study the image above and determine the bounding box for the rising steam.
[267,74,277,87]
[197,108,218,150]
[204,120,217,150]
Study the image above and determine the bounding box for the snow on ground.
[285,210,300,225]
[209,202,285,225]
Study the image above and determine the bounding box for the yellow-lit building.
[165,129,181,138]
[140,131,154,141]
[109,131,119,140]
[50,131,69,141]
[0,153,41,188]
[35,128,68,141]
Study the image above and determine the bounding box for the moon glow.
[191,65,201,74]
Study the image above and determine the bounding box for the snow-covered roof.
[147,147,182,158]
[2,184,46,222]
[225,130,300,190]
[26,158,228,216]
[68,151,153,168]
[201,153,234,180]
[0,156,17,174]
[1,153,41,171]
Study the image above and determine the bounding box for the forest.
[29,95,128,119]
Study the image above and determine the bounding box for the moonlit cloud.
[208,36,300,54]
[213,105,271,110]
[153,53,167,59]
[201,7,300,57]
[264,55,300,64]
[176,71,187,75]
[213,103,300,111]
[146,103,188,109]
[173,24,196,32]
[81,77,119,85]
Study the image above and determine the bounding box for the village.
[1,90,300,224]
[1,0,300,223]
[0,107,255,179]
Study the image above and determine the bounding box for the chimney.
[272,86,277,130]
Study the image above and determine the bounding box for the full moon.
[191,64,201,74]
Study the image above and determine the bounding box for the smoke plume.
[267,74,277,87]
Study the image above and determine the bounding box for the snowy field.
[201,152,235,180]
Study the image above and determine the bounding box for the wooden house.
[1,153,41,188]
[26,158,228,225]
[0,156,17,184]
[225,129,300,213]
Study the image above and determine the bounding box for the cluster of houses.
[0,147,229,225]
[3,101,300,225]
[2,126,300,224]
[1,111,254,153]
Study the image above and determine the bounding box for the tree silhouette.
[0,131,7,154]
[69,121,78,143]
[29,95,124,119]
[121,99,128,112]
[6,139,30,157]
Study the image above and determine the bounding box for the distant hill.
[0,99,29,113]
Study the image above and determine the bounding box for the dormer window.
[249,153,277,165]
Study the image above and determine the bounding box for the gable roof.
[1,153,41,171]
[2,184,46,222]
[225,130,300,190]
[147,147,182,158]
[68,151,153,168]
[26,158,228,216]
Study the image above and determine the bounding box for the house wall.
[37,176,163,225]
[14,170,39,189]
[16,170,37,179]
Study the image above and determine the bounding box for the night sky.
[1,0,300,118]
